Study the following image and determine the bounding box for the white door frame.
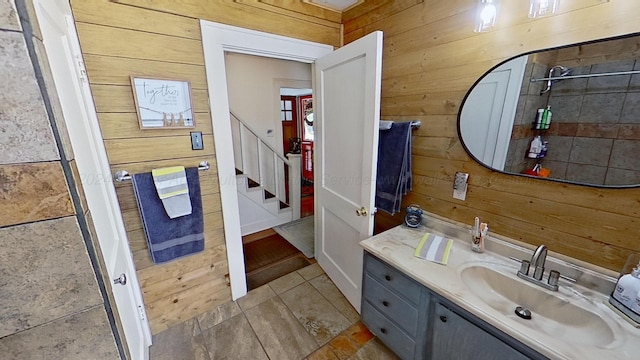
[33,1,152,358]
[200,21,333,299]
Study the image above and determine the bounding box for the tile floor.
[150,263,399,360]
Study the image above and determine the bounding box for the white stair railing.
[230,111,300,220]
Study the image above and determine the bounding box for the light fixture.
[474,0,498,33]
[528,0,560,18]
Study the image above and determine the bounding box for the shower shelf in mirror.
[531,69,640,82]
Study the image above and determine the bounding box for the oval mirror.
[459,34,640,187]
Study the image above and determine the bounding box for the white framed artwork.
[130,76,195,129]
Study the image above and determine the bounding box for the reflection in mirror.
[302,97,314,141]
[459,34,640,187]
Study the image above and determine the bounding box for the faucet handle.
[519,260,531,276]
[548,270,560,287]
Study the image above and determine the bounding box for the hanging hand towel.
[152,166,192,218]
[132,167,204,264]
[376,121,412,215]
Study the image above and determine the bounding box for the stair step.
[236,174,292,217]
[247,178,260,188]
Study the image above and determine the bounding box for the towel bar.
[114,161,210,182]
[379,120,421,130]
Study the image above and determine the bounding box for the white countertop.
[360,218,640,360]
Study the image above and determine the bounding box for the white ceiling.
[305,0,364,12]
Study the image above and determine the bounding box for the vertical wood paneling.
[346,1,640,271]
[70,0,340,334]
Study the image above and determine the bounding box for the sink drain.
[515,306,532,320]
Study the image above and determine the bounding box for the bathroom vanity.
[362,252,540,359]
[360,215,640,360]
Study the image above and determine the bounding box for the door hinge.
[75,55,88,82]
[137,305,147,321]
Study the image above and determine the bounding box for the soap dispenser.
[612,263,640,308]
[609,253,640,324]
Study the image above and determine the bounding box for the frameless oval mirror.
[459,34,640,187]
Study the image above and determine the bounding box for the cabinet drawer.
[362,300,415,360]
[363,274,419,337]
[431,302,531,360]
[364,253,421,305]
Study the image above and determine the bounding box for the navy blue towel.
[132,167,204,264]
[376,121,413,215]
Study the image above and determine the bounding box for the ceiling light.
[474,0,498,33]
[528,0,560,18]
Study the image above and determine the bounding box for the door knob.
[356,207,368,216]
[113,273,127,286]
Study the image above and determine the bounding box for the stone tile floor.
[150,263,399,360]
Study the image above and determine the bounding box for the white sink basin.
[459,264,615,347]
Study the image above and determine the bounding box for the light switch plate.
[190,131,203,150]
[453,172,469,200]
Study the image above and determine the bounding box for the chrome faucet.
[517,244,560,291]
[530,244,548,280]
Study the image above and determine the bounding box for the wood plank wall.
[344,0,640,272]
[70,0,340,334]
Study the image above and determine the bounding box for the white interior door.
[314,31,383,312]
[201,21,333,300]
[460,56,527,171]
[34,1,152,359]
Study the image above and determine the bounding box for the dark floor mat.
[243,233,301,274]
[246,254,312,290]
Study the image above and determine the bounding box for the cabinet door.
[431,303,530,360]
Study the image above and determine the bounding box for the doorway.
[231,76,317,290]
[280,90,314,218]
[201,22,382,312]
[202,23,333,299]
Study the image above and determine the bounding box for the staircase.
[231,111,301,235]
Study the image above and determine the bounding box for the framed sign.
[130,76,195,129]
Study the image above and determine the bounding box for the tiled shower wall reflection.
[0,1,119,358]
[507,36,640,186]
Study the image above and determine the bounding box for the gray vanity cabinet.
[362,251,545,360]
[361,251,430,359]
[431,303,530,360]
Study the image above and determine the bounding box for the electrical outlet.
[190,131,203,150]
[453,172,469,200]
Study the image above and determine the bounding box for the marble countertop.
[360,216,640,360]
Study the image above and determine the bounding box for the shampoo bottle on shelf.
[535,108,544,129]
[542,106,552,129]
[527,135,542,158]
[539,141,548,159]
